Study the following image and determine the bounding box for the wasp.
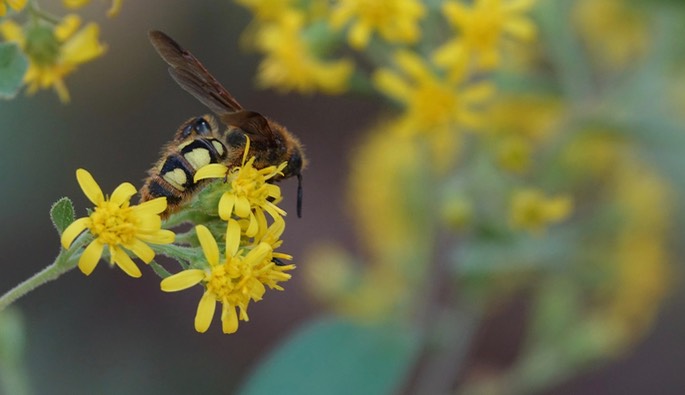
[140,31,305,218]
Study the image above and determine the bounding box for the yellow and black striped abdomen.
[140,116,229,216]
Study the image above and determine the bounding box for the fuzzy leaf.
[238,316,420,395]
[149,260,172,279]
[50,197,76,235]
[0,43,28,100]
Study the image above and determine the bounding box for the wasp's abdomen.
[140,136,227,215]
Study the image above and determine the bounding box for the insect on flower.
[140,31,306,218]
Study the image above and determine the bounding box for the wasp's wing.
[149,30,281,146]
[149,30,244,114]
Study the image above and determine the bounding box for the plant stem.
[0,252,77,312]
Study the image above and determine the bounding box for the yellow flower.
[484,94,563,173]
[0,0,27,16]
[373,50,494,168]
[195,138,287,238]
[61,169,175,278]
[63,0,123,17]
[330,0,425,49]
[0,16,106,102]
[254,11,353,94]
[161,224,294,334]
[434,0,537,74]
[509,188,572,234]
[573,0,647,71]
[235,0,297,22]
[375,50,494,131]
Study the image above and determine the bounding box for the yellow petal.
[61,217,89,249]
[218,192,235,221]
[245,212,258,238]
[196,225,219,266]
[7,0,27,12]
[226,219,241,257]
[137,229,175,245]
[221,302,239,334]
[132,197,167,215]
[55,14,81,42]
[106,0,123,17]
[111,247,142,278]
[244,242,271,268]
[160,269,205,292]
[372,69,411,102]
[349,22,371,49]
[194,163,228,182]
[63,0,91,9]
[110,182,136,206]
[127,238,155,263]
[195,292,216,333]
[61,23,107,65]
[234,196,251,218]
[462,82,496,103]
[0,20,25,46]
[504,17,537,41]
[76,168,104,205]
[78,240,104,275]
[395,50,431,82]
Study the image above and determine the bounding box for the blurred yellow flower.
[61,169,175,278]
[509,188,572,234]
[374,50,494,168]
[375,50,494,130]
[195,138,287,238]
[485,94,563,173]
[434,0,537,74]
[0,0,27,16]
[235,0,297,22]
[0,16,106,102]
[330,0,425,49]
[573,0,647,71]
[161,224,294,334]
[254,11,353,94]
[602,160,672,349]
[63,0,123,17]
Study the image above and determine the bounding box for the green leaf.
[50,197,76,235]
[149,260,172,279]
[238,316,420,395]
[0,43,28,100]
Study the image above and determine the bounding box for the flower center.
[206,264,236,301]
[88,201,138,245]
[231,168,270,204]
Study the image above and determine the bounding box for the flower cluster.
[0,0,117,102]
[161,139,295,334]
[56,139,294,334]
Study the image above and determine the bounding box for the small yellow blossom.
[61,169,175,278]
[330,0,425,49]
[235,0,297,22]
[161,224,294,334]
[573,0,647,71]
[374,50,495,131]
[373,50,494,168]
[509,188,572,234]
[195,138,287,238]
[434,0,537,74]
[0,0,27,16]
[254,11,353,94]
[63,0,123,17]
[0,16,106,102]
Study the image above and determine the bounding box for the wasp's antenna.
[297,173,303,218]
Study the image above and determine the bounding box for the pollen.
[88,201,138,245]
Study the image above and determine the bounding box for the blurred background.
[0,0,684,394]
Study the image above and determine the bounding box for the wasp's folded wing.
[149,30,244,114]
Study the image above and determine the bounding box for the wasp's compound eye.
[194,118,211,135]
